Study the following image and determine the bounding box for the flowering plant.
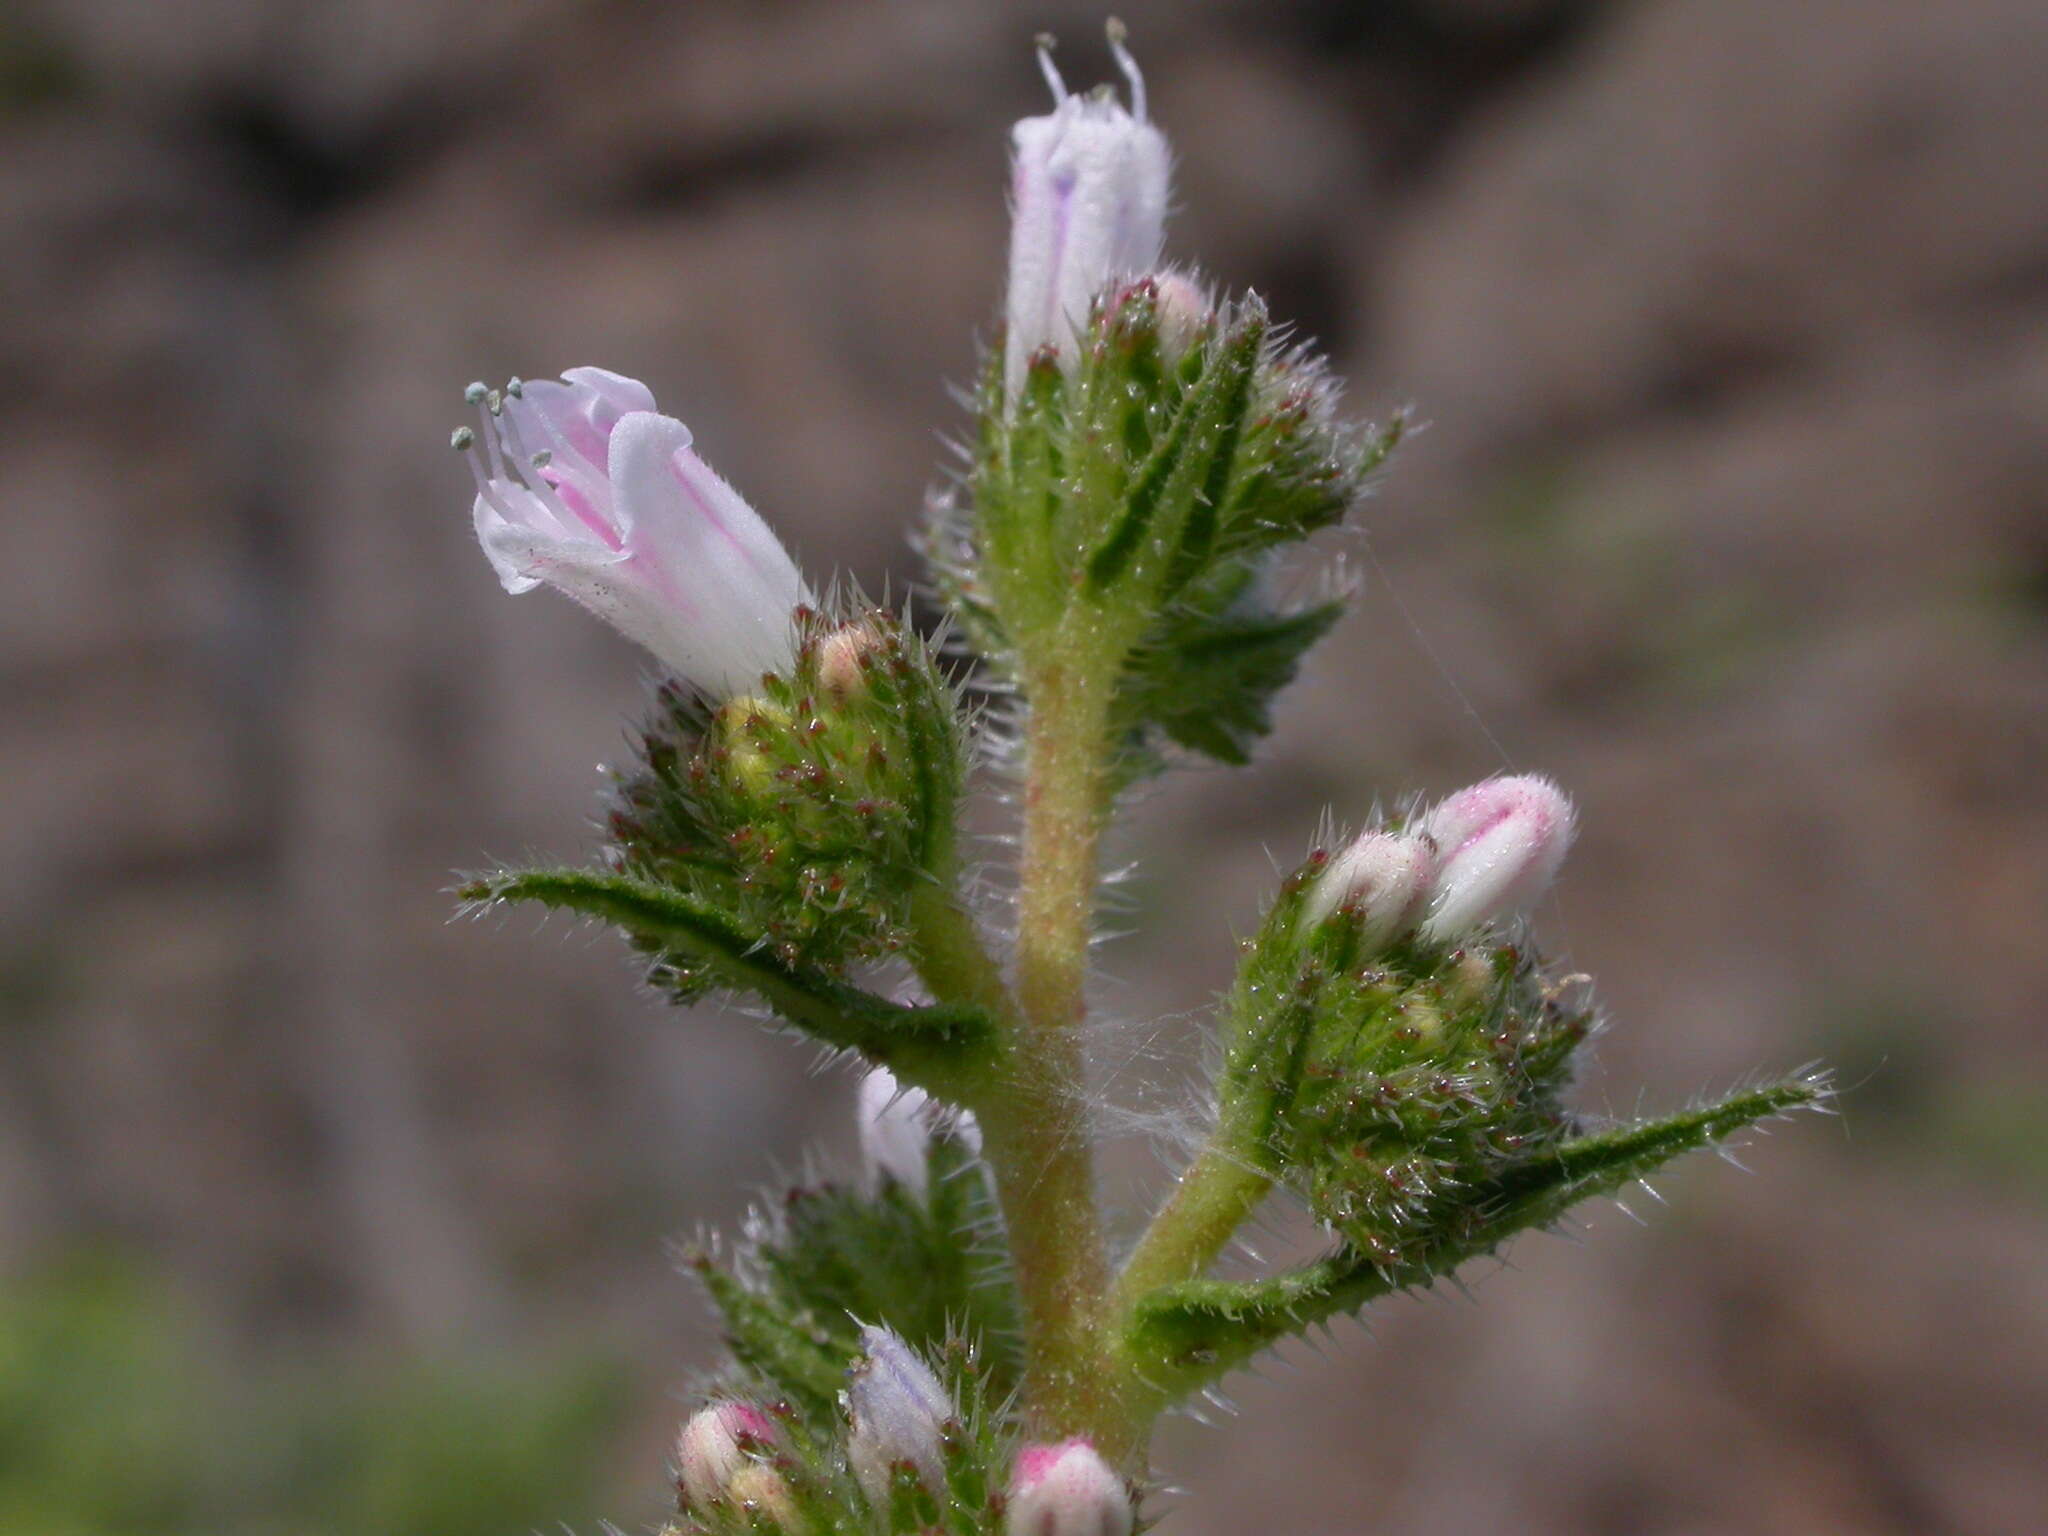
[452,23,1824,1533]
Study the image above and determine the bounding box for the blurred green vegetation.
[1810,994,2048,1203]
[1479,458,1807,702]
[0,1251,634,1536]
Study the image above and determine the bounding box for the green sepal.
[685,1134,1018,1429]
[1121,1076,1826,1407]
[945,279,1400,774]
[458,868,994,1094]
[1210,851,1594,1267]
[684,1182,1022,1533]
[688,1260,850,1423]
[1084,300,1264,596]
[605,607,970,980]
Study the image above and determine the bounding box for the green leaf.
[1114,578,1344,770]
[1121,1075,1827,1406]
[459,868,996,1096]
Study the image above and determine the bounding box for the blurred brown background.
[4,1,2046,1532]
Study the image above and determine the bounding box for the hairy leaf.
[460,868,995,1095]
[1122,1076,1826,1406]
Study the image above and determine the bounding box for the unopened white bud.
[1300,830,1436,953]
[857,1065,981,1199]
[1006,1439,1134,1536]
[676,1400,779,1509]
[1415,774,1576,944]
[1004,28,1172,397]
[846,1325,953,1505]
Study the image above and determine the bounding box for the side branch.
[1118,1077,1828,1413]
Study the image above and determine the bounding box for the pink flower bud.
[456,368,810,697]
[1006,1439,1134,1536]
[676,1400,779,1509]
[1299,830,1436,952]
[816,620,883,700]
[1004,24,1172,398]
[1415,774,1576,944]
[857,1065,981,1200]
[846,1325,953,1505]
[1148,269,1212,358]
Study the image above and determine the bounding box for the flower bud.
[857,1064,981,1200]
[816,620,883,700]
[1148,269,1212,359]
[676,1400,779,1509]
[1299,830,1436,953]
[456,368,809,697]
[1415,774,1576,944]
[1006,1439,1133,1536]
[1004,25,1172,398]
[846,1325,953,1505]
[725,1463,799,1527]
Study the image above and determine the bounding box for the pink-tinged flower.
[1415,774,1577,944]
[857,1064,982,1200]
[846,1325,953,1505]
[676,1400,779,1509]
[454,368,809,697]
[1300,830,1436,952]
[1004,23,1172,398]
[1006,1439,1133,1536]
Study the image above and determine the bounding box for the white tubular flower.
[857,1064,982,1200]
[454,368,809,697]
[1006,1439,1134,1536]
[1004,23,1172,398]
[1415,774,1577,944]
[1300,830,1437,953]
[846,1325,953,1505]
[675,1400,779,1509]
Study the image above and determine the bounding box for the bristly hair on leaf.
[1121,1072,1832,1411]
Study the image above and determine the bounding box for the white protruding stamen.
[505,397,613,530]
[475,400,506,480]
[1034,33,1066,102]
[1106,17,1146,121]
[461,440,516,521]
[494,405,591,535]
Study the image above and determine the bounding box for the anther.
[505,376,524,398]
[463,381,489,404]
[450,426,475,451]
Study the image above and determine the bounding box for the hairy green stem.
[989,650,1122,1449]
[1114,1140,1272,1308]
[906,880,1018,1031]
